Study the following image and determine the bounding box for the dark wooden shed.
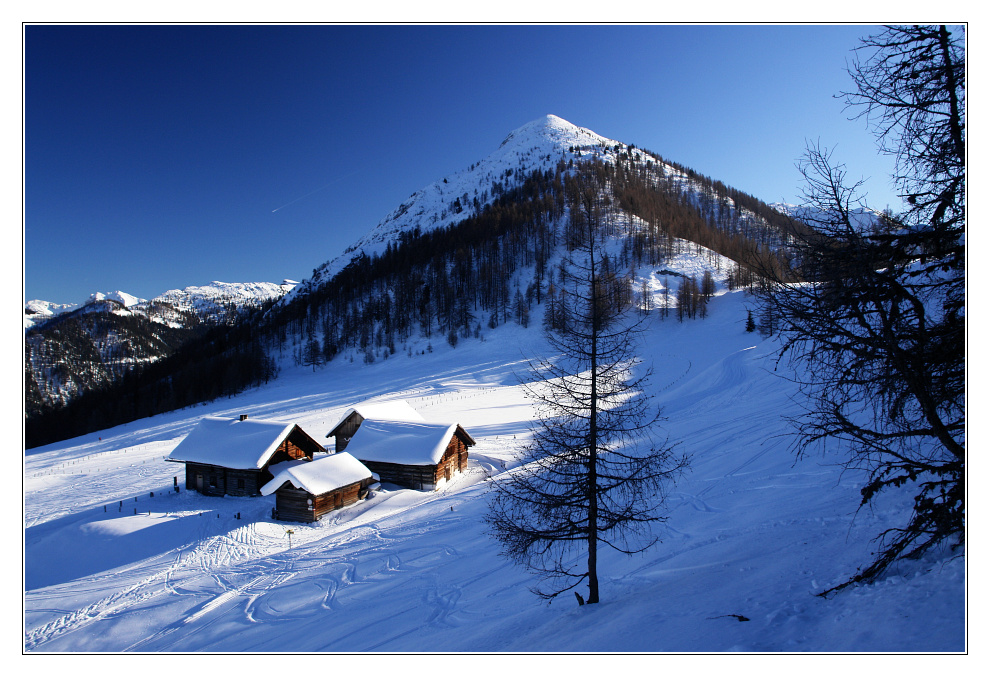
[343,419,475,491]
[262,452,375,522]
[166,415,326,497]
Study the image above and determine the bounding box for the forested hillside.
[25,299,202,420]
[25,127,806,449]
[273,154,804,366]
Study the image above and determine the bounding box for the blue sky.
[25,24,906,303]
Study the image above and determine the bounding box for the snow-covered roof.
[166,417,322,470]
[327,399,426,436]
[260,453,372,497]
[344,419,475,466]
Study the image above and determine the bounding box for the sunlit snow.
[24,287,964,652]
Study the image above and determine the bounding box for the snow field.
[23,285,964,652]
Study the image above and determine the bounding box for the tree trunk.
[587,217,600,605]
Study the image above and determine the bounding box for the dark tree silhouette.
[756,25,964,595]
[485,184,687,605]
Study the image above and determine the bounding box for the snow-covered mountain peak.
[292,115,643,300]
[88,290,146,308]
[498,114,613,152]
[145,281,295,321]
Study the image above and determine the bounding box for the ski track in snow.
[23,290,965,652]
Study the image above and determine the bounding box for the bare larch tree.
[485,178,688,605]
[756,25,964,595]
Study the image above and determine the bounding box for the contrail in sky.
[271,171,359,213]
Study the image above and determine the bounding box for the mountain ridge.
[26,114,802,447]
[288,114,659,302]
[26,279,297,330]
[25,280,296,421]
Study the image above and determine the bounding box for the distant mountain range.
[25,280,298,330]
[25,280,296,419]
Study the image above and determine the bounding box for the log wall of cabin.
[274,485,314,522]
[361,460,437,490]
[226,468,263,496]
[184,463,264,497]
[433,435,470,485]
[274,478,373,523]
[185,462,228,496]
[360,435,470,491]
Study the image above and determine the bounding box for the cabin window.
[209,474,217,488]
[237,478,245,491]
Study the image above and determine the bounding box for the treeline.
[25,304,279,448]
[26,153,806,448]
[25,306,199,419]
[605,150,807,285]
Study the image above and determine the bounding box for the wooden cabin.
[166,415,326,497]
[261,453,375,523]
[325,400,425,452]
[342,419,475,491]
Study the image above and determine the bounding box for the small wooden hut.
[166,415,326,497]
[325,400,425,452]
[261,453,375,523]
[343,419,475,491]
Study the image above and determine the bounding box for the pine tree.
[701,269,716,299]
[745,310,756,333]
[485,186,687,604]
[302,338,322,371]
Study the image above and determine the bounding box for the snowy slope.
[23,282,965,652]
[289,115,658,301]
[146,280,295,323]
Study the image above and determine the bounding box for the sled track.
[24,516,258,651]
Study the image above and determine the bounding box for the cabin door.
[196,473,204,492]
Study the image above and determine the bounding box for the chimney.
[239,414,249,422]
